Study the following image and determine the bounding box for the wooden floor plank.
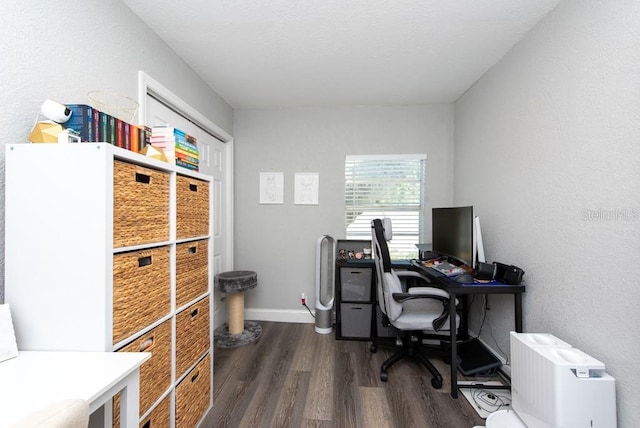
[302,334,335,421]
[239,323,299,427]
[270,369,310,428]
[333,350,358,427]
[204,322,491,427]
[290,321,318,371]
[359,386,394,428]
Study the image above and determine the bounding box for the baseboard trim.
[213,308,316,329]
[244,308,315,324]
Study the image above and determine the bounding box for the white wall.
[0,0,233,302]
[455,1,640,426]
[233,105,454,320]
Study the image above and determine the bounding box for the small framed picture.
[294,173,319,205]
[259,172,284,204]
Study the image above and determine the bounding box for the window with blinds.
[345,154,426,259]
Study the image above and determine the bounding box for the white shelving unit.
[5,142,213,428]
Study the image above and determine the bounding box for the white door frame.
[136,70,235,279]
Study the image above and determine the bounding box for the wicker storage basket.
[176,353,211,428]
[176,175,209,239]
[112,319,171,423]
[113,160,170,248]
[176,239,209,308]
[139,395,170,428]
[175,296,210,377]
[113,246,171,344]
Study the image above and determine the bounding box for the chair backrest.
[371,219,387,317]
[371,218,403,321]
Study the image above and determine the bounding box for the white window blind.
[345,154,426,259]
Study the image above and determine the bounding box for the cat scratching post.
[214,270,262,348]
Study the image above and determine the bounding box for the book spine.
[143,126,152,148]
[87,106,94,142]
[92,108,100,142]
[130,125,139,153]
[124,123,130,150]
[108,116,116,145]
[138,126,145,149]
[100,112,109,143]
[174,149,199,164]
[164,137,198,153]
[116,119,123,148]
[175,144,199,159]
[175,158,199,171]
[178,136,197,151]
[152,141,199,157]
[65,104,92,142]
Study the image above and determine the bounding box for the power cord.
[487,320,508,365]
[301,293,315,318]
[469,385,512,414]
[475,294,488,338]
[474,294,509,365]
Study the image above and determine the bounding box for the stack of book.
[150,127,199,171]
[64,104,151,152]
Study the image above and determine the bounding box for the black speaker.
[474,262,496,280]
[474,261,525,284]
[494,262,525,285]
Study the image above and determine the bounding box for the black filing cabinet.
[335,239,376,340]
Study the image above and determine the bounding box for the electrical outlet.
[300,293,306,305]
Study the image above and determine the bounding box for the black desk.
[409,260,525,398]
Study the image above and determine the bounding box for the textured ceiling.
[122,0,560,109]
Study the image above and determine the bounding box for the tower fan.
[314,235,335,334]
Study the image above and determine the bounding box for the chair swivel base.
[379,337,443,389]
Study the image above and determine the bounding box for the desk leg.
[515,292,523,332]
[120,370,141,428]
[449,293,458,399]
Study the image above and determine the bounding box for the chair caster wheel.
[431,377,443,389]
[380,371,388,382]
[370,344,377,353]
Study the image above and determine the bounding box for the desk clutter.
[420,256,525,285]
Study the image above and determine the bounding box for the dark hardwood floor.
[203,321,489,427]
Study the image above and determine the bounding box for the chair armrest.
[392,291,449,304]
[391,289,453,331]
[407,286,450,298]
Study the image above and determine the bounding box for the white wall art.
[259,172,284,204]
[294,173,319,205]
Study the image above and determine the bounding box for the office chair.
[371,218,458,388]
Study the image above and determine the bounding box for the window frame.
[344,153,427,259]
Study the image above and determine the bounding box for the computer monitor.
[431,206,474,267]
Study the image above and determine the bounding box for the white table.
[0,351,150,427]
